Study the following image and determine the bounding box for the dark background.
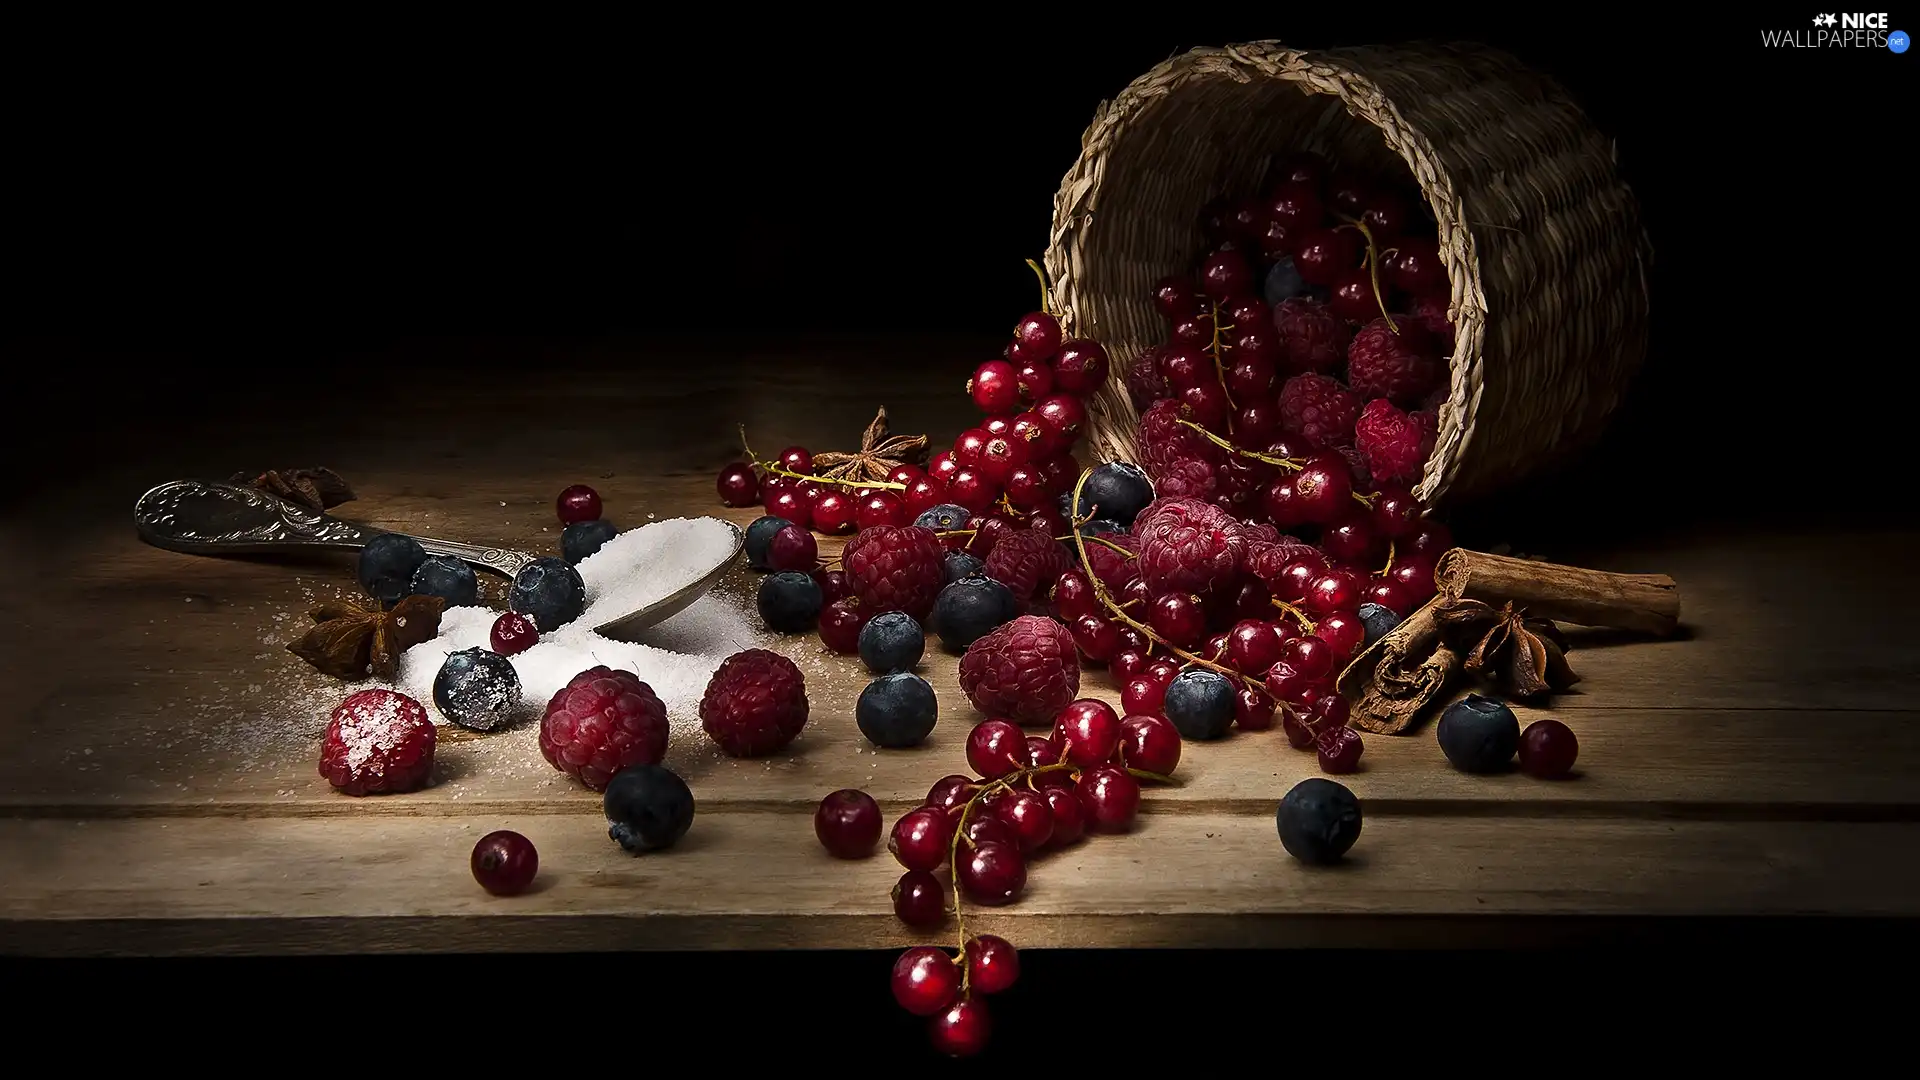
[3,15,1911,1056]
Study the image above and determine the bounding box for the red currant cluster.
[716,445,918,534]
[873,702,1178,1057]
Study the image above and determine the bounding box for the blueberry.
[410,555,478,608]
[562,519,619,566]
[943,550,984,585]
[929,576,1018,651]
[856,672,939,748]
[744,515,795,571]
[1162,669,1236,741]
[858,610,925,674]
[1070,462,1154,527]
[1437,693,1520,773]
[604,763,695,854]
[913,503,972,533]
[508,557,587,631]
[357,533,429,607]
[1357,602,1403,649]
[1276,777,1362,865]
[1264,256,1309,306]
[432,646,522,732]
[757,570,823,632]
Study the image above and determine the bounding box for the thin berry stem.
[1058,533,1137,559]
[739,425,907,491]
[1209,300,1237,434]
[1174,418,1303,471]
[1272,598,1317,633]
[1025,258,1053,317]
[1335,215,1399,333]
[1376,541,1397,579]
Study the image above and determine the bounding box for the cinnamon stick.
[1337,548,1683,734]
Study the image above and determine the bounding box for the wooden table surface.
[4,338,1918,956]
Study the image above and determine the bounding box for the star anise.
[1434,598,1580,701]
[810,407,929,484]
[287,594,443,680]
[229,467,355,513]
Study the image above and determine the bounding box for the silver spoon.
[132,479,744,641]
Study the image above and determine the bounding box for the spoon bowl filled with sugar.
[133,479,745,642]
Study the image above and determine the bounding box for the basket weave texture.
[1043,40,1652,506]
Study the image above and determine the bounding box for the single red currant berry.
[1042,784,1086,846]
[1330,266,1383,322]
[1011,311,1063,362]
[1305,569,1362,615]
[810,491,856,534]
[1519,719,1579,779]
[970,359,1019,414]
[766,524,818,573]
[814,788,882,859]
[1200,246,1255,298]
[716,463,759,507]
[1317,726,1365,773]
[556,484,602,525]
[892,946,962,1017]
[1077,764,1141,832]
[1227,619,1284,675]
[1202,631,1232,664]
[1016,359,1055,403]
[1290,454,1355,525]
[953,428,989,467]
[1280,635,1335,680]
[1170,311,1216,347]
[902,477,945,520]
[991,789,1054,854]
[1154,275,1202,320]
[855,491,907,531]
[812,567,852,606]
[893,869,946,928]
[1311,693,1352,733]
[1316,610,1366,662]
[1112,648,1152,683]
[1149,592,1208,648]
[946,469,998,516]
[929,995,992,1058]
[1121,675,1168,718]
[959,813,1019,851]
[1004,463,1049,510]
[1009,412,1058,461]
[1025,734,1061,768]
[1364,578,1412,615]
[1121,575,1152,612]
[1070,613,1122,663]
[1404,518,1454,560]
[957,841,1027,906]
[966,719,1029,780]
[763,487,812,530]
[1369,486,1423,539]
[1160,344,1211,389]
[888,463,925,487]
[966,935,1021,995]
[1294,228,1361,286]
[926,775,978,816]
[1390,237,1446,294]
[1361,189,1410,240]
[1049,569,1096,620]
[1322,515,1378,564]
[928,450,961,486]
[1119,713,1182,776]
[1144,658,1181,685]
[489,612,539,656]
[1053,340,1110,396]
[1283,708,1320,750]
[1034,394,1088,446]
[817,598,866,654]
[977,434,1031,486]
[1052,699,1122,767]
[1235,686,1277,731]
[1390,557,1441,604]
[888,806,952,872]
[470,830,538,896]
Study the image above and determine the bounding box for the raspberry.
[1233,521,1281,546]
[1132,496,1216,538]
[1135,497,1245,596]
[1277,373,1361,449]
[957,615,1080,726]
[1273,297,1351,375]
[1136,398,1223,476]
[699,649,810,757]
[1246,535,1323,586]
[1126,345,1168,410]
[1405,293,1455,355]
[539,666,670,791]
[1081,530,1139,593]
[1152,456,1218,501]
[983,529,1071,605]
[1347,318,1441,407]
[1353,399,1431,485]
[842,525,945,621]
[319,689,435,796]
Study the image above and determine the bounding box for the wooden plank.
[4,812,1916,955]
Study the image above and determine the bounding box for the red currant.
[1390,237,1445,294]
[766,525,817,573]
[888,463,924,487]
[991,789,1054,854]
[555,484,602,525]
[1291,453,1355,524]
[816,598,866,654]
[902,478,944,520]
[1149,592,1208,647]
[928,450,960,486]
[1322,516,1379,564]
[855,491,907,531]
[1316,726,1365,773]
[1178,381,1232,432]
[1042,784,1086,846]
[1306,569,1363,615]
[1404,518,1454,560]
[813,567,852,605]
[1070,613,1121,663]
[1053,340,1110,396]
[926,775,979,816]
[964,514,1017,558]
[1227,619,1284,675]
[1119,713,1181,775]
[1519,719,1579,779]
[1154,275,1203,320]
[1025,735,1061,769]
[1004,463,1049,510]
[1034,394,1087,446]
[1294,228,1360,286]
[1235,685,1277,730]
[1144,658,1181,685]
[814,788,882,858]
[1227,351,1276,400]
[1111,647,1151,683]
[1283,708,1320,750]
[1267,181,1324,231]
[716,463,759,507]
[893,869,946,928]
[946,469,997,516]
[966,935,1021,995]
[1361,189,1410,240]
[1121,675,1168,718]
[1369,485,1422,539]
[763,487,811,529]
[888,807,952,872]
[1364,577,1413,614]
[1389,557,1440,604]
[489,612,539,656]
[957,841,1026,906]
[965,719,1028,780]
[1052,699,1121,767]
[1316,610,1366,662]
[1011,311,1063,363]
[929,996,992,1058]
[954,428,990,467]
[1076,765,1141,832]
[970,359,1019,414]
[470,830,538,896]
[1049,570,1095,620]
[1170,311,1215,347]
[809,491,855,534]
[1009,412,1058,461]
[1200,247,1255,298]
[1202,631,1232,663]
[1280,634,1335,680]
[960,812,1019,851]
[892,946,961,1017]
[977,434,1031,486]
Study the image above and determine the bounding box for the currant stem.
[1209,301,1237,434]
[1377,541,1397,578]
[1334,215,1399,333]
[738,424,907,490]
[1058,534,1138,559]
[1351,490,1377,509]
[1025,258,1053,317]
[1066,467,1272,695]
[1173,418,1304,471]
[1272,598,1317,633]
[948,762,1079,982]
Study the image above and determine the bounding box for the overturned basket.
[1045,40,1652,506]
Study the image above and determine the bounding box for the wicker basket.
[1043,40,1652,506]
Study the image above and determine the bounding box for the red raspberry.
[1354,399,1439,485]
[1135,497,1245,596]
[1135,398,1223,476]
[1126,345,1168,410]
[983,529,1071,605]
[1405,293,1455,355]
[699,648,809,757]
[958,615,1079,726]
[1273,297,1351,375]
[1152,456,1217,501]
[1246,535,1323,586]
[1347,318,1441,407]
[1233,521,1281,546]
[1081,530,1138,593]
[842,525,945,621]
[319,689,435,796]
[1132,496,1215,538]
[1277,373,1361,449]
[539,666,670,791]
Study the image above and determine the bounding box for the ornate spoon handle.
[133,480,536,578]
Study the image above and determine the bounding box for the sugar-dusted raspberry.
[540,666,670,791]
[1277,373,1361,450]
[1405,293,1455,356]
[842,524,945,621]
[958,615,1080,726]
[1135,497,1245,596]
[1354,399,1432,485]
[1152,456,1218,501]
[1125,345,1168,410]
[1272,297,1351,375]
[320,689,436,796]
[1347,318,1441,407]
[699,648,809,757]
[1136,398,1224,476]
[983,529,1071,605]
